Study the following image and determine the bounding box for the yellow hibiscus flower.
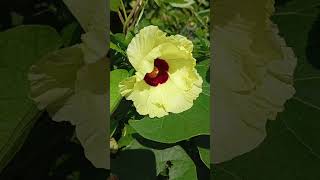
[119,25,203,118]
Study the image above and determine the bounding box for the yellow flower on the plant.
[119,25,203,118]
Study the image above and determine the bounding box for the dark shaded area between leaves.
[274,0,293,7]
[110,11,123,34]
[0,112,72,180]
[193,135,210,149]
[206,67,210,84]
[111,149,158,179]
[0,112,108,180]
[133,134,179,150]
[179,136,210,180]
[306,10,320,69]
[0,0,77,31]
[0,0,84,48]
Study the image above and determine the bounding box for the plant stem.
[127,0,143,32]
[117,10,125,25]
[120,0,128,22]
[190,7,206,28]
[124,0,141,34]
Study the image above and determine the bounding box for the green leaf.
[156,0,188,4]
[110,0,121,12]
[0,25,62,172]
[170,0,195,8]
[110,42,126,56]
[111,137,198,180]
[110,33,133,51]
[110,69,129,114]
[213,0,320,179]
[194,135,210,168]
[154,0,195,8]
[117,124,137,148]
[129,60,210,143]
[198,147,210,168]
[110,69,129,137]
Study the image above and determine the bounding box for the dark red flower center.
[144,58,169,86]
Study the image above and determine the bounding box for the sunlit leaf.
[110,69,129,114]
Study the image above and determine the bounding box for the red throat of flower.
[144,58,169,86]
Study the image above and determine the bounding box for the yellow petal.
[127,26,167,75]
[133,45,163,80]
[131,81,169,118]
[158,43,198,90]
[167,34,193,53]
[120,75,169,118]
[156,72,202,113]
[158,43,196,74]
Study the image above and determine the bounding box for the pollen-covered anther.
[146,67,159,78]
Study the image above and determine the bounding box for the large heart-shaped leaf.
[0,25,62,171]
[129,59,210,143]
